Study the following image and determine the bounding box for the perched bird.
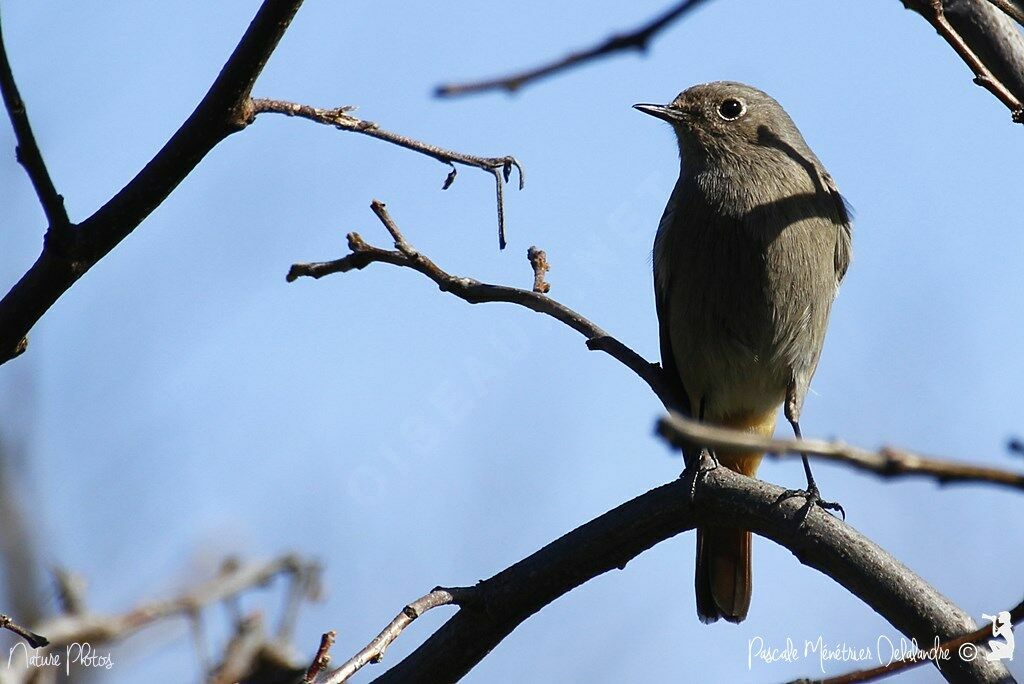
[635,82,852,623]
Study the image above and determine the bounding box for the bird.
[635,82,852,624]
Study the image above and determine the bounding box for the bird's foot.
[775,483,845,523]
[680,448,719,502]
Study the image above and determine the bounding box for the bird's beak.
[633,103,687,123]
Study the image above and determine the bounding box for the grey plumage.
[637,82,852,623]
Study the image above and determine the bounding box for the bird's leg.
[680,395,718,500]
[775,392,845,521]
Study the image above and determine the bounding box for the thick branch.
[986,0,1024,25]
[251,99,523,249]
[435,0,710,97]
[906,0,1024,122]
[368,464,1008,683]
[0,13,68,229]
[287,200,679,408]
[0,0,304,365]
[658,413,1024,493]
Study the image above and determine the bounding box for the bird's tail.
[694,411,775,624]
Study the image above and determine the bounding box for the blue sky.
[2,1,1022,682]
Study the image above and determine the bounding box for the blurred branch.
[251,99,523,249]
[30,555,311,647]
[315,588,465,684]
[0,12,68,230]
[434,0,710,97]
[366,461,1008,683]
[795,596,1024,683]
[287,200,681,409]
[658,412,1024,493]
[905,0,1024,122]
[0,0,304,365]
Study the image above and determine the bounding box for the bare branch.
[287,201,677,408]
[799,596,1024,683]
[906,0,1024,122]
[658,412,1024,493]
[369,463,1010,683]
[0,613,48,648]
[434,0,711,97]
[527,246,550,293]
[320,588,462,684]
[251,99,524,248]
[0,12,68,229]
[0,0,305,365]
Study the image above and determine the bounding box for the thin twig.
[0,13,69,229]
[907,0,1024,122]
[250,99,523,249]
[795,597,1024,683]
[304,630,336,683]
[288,200,675,407]
[658,412,1024,493]
[319,588,460,684]
[435,0,710,97]
[0,613,49,648]
[527,246,550,293]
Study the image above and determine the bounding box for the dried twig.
[251,99,524,249]
[0,13,68,229]
[435,0,710,97]
[318,588,462,683]
[0,613,48,648]
[793,597,1024,683]
[287,200,677,408]
[304,630,336,683]
[906,0,1024,122]
[526,246,550,293]
[658,412,1024,493]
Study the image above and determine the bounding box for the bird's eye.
[717,98,745,121]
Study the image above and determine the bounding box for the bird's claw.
[680,448,719,502]
[775,484,845,522]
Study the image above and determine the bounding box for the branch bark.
[365,464,1009,683]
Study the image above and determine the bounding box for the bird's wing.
[820,169,853,285]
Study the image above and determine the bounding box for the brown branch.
[287,200,677,408]
[0,12,68,230]
[0,613,48,648]
[434,0,711,97]
[318,589,461,684]
[799,597,1024,683]
[526,246,550,293]
[658,412,1024,493]
[0,0,304,366]
[304,630,336,683]
[906,0,1024,122]
[250,99,524,249]
[367,462,1009,683]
